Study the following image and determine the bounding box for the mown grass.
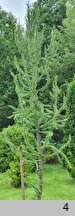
[0,164,75,200]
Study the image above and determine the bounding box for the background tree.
[64,75,75,167]
[0,6,18,130]
[26,0,67,55]
[61,0,75,84]
[26,0,75,86]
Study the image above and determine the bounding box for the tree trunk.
[20,144,26,200]
[37,130,43,200]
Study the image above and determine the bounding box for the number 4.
[63,203,69,211]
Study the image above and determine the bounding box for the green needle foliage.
[10,28,73,199]
[0,1,75,201]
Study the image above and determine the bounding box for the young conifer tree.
[11,30,46,199]
[11,29,72,199]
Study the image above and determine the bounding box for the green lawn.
[0,164,75,200]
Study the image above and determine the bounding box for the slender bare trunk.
[20,144,26,200]
[37,131,43,200]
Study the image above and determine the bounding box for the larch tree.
[10,27,72,199]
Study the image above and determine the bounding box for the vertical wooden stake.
[20,144,26,200]
[37,130,43,200]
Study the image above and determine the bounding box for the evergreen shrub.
[7,154,21,187]
[0,124,23,172]
[71,167,75,179]
[7,152,36,188]
[64,75,75,166]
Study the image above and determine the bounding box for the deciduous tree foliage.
[64,75,75,166]
[0,6,18,130]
